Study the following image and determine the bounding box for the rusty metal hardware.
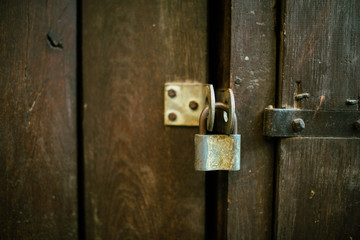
[205,84,216,131]
[194,103,241,171]
[211,89,236,134]
[164,82,215,127]
[263,106,360,138]
[217,89,235,134]
[346,99,359,105]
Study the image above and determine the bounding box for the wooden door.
[226,0,360,239]
[1,1,78,239]
[274,1,360,239]
[1,0,359,240]
[226,0,277,239]
[82,1,207,239]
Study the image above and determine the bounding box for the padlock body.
[194,134,241,171]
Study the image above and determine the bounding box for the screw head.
[292,118,305,132]
[168,89,176,98]
[346,99,359,105]
[234,77,243,85]
[168,112,177,121]
[354,119,360,131]
[295,93,310,101]
[189,101,198,110]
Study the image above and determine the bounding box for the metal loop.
[205,85,215,132]
[223,89,235,134]
[199,103,238,135]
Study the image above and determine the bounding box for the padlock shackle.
[199,106,210,135]
[199,102,238,135]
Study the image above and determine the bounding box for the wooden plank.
[82,1,207,239]
[280,0,360,110]
[227,0,277,239]
[0,1,78,239]
[276,0,360,239]
[277,138,360,239]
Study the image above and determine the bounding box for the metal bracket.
[263,106,360,138]
[164,82,214,126]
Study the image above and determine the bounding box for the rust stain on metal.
[164,82,211,126]
[189,101,199,110]
[207,135,237,169]
[194,134,241,171]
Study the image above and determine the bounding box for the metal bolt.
[292,118,305,132]
[168,112,177,121]
[234,77,243,85]
[295,93,310,101]
[168,89,176,98]
[346,99,359,105]
[189,101,198,110]
[354,119,360,131]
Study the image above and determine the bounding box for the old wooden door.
[225,0,360,239]
[1,1,78,239]
[273,1,360,239]
[1,0,359,240]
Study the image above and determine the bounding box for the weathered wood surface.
[0,1,78,239]
[82,1,207,239]
[277,138,360,239]
[279,0,360,110]
[228,0,277,239]
[276,0,360,239]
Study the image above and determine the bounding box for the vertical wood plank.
[280,0,360,110]
[82,1,207,239]
[0,1,78,239]
[227,0,277,239]
[276,0,360,239]
[277,139,360,239]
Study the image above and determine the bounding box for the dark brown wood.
[277,138,360,239]
[276,0,360,239]
[227,0,277,239]
[82,1,207,239]
[279,0,360,111]
[0,1,78,239]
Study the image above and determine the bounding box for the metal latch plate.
[164,82,210,126]
[263,107,360,138]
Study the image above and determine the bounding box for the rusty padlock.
[194,103,241,171]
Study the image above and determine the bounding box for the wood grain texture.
[277,138,360,239]
[0,1,78,239]
[82,1,207,239]
[276,0,360,239]
[227,0,277,239]
[280,0,360,110]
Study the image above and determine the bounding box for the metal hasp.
[263,106,360,138]
[164,82,214,126]
[195,102,241,171]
